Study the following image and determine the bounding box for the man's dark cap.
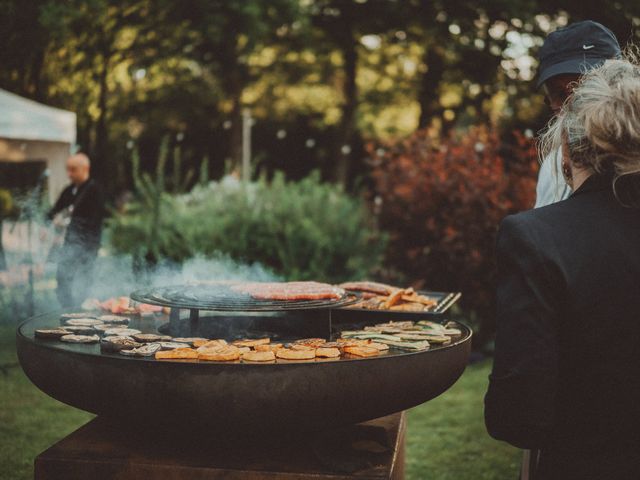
[537,20,621,88]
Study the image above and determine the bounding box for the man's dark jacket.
[47,178,105,249]
[485,174,640,479]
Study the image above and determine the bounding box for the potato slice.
[254,343,283,352]
[172,337,208,345]
[368,342,389,351]
[242,350,276,362]
[276,348,316,360]
[290,344,315,351]
[197,345,222,354]
[193,339,227,348]
[198,346,240,361]
[293,338,326,348]
[155,348,198,360]
[232,338,270,348]
[343,345,380,357]
[315,347,341,358]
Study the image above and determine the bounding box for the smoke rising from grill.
[88,253,280,302]
[2,198,278,303]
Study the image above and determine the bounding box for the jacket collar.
[570,173,613,197]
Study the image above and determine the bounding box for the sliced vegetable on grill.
[172,337,208,346]
[254,343,283,352]
[155,348,198,360]
[60,312,97,321]
[339,331,402,342]
[377,340,430,351]
[63,318,103,327]
[132,333,172,343]
[276,348,316,360]
[101,336,144,352]
[60,334,100,344]
[315,347,341,358]
[63,325,101,335]
[193,339,227,349]
[343,345,380,357]
[232,338,270,348]
[97,315,130,325]
[104,328,141,336]
[241,350,276,362]
[35,328,71,339]
[120,343,162,357]
[158,342,188,350]
[199,346,241,361]
[367,342,390,351]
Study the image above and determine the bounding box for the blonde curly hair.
[540,50,640,206]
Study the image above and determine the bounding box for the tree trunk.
[228,92,243,175]
[334,34,358,187]
[30,48,46,103]
[417,41,446,129]
[0,219,6,271]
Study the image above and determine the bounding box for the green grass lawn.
[0,325,520,479]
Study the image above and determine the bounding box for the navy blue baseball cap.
[536,20,621,88]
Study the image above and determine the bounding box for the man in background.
[48,153,105,308]
[535,20,620,208]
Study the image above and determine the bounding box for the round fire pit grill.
[17,284,472,434]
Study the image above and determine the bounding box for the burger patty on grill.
[231,281,344,301]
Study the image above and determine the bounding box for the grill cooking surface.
[17,309,472,432]
[18,310,471,366]
[130,283,359,311]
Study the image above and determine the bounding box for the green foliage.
[370,127,538,340]
[406,360,521,479]
[0,189,13,218]
[115,138,192,263]
[109,172,386,282]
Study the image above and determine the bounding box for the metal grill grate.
[130,284,360,311]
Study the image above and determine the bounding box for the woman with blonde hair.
[485,55,640,479]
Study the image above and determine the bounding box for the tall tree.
[404,0,540,130]
[310,0,404,186]
[40,0,153,191]
[161,0,301,174]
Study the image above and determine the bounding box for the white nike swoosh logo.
[583,45,595,50]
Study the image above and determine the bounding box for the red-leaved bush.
[368,126,538,342]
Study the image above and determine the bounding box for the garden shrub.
[108,172,386,283]
[368,126,538,340]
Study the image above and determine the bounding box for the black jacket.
[485,174,640,479]
[48,179,105,249]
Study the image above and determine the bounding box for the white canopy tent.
[0,88,76,203]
